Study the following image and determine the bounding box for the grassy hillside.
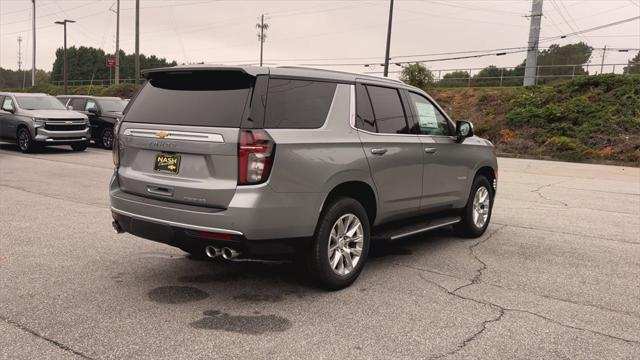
[430,75,640,164]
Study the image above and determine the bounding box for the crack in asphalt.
[452,225,507,294]
[0,184,107,209]
[530,180,570,208]
[0,315,96,360]
[492,222,639,246]
[407,225,640,359]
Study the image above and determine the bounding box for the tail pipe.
[204,246,222,259]
[112,220,124,234]
[222,247,240,260]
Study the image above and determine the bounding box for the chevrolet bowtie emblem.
[157,131,169,139]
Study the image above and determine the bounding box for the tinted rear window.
[264,79,337,129]
[366,85,409,134]
[355,84,376,132]
[124,71,254,127]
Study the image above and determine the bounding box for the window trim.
[263,76,339,130]
[1,96,14,110]
[407,90,457,138]
[361,83,411,135]
[85,98,98,112]
[350,84,415,137]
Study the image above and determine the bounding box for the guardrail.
[367,63,637,87]
[49,63,637,88]
[49,78,139,86]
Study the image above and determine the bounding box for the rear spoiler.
[142,66,268,79]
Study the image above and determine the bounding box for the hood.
[22,109,87,120]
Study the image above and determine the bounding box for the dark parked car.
[57,95,125,149]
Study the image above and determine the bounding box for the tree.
[0,68,50,88]
[438,71,470,87]
[536,42,592,83]
[623,51,640,74]
[51,46,177,83]
[399,63,435,90]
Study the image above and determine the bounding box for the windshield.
[97,99,125,113]
[16,96,67,110]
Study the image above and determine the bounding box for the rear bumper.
[109,173,322,241]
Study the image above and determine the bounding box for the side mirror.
[87,107,99,115]
[1,104,15,113]
[456,120,474,143]
[67,105,74,110]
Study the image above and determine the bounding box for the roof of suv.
[142,65,413,90]
[0,92,50,97]
[56,95,123,100]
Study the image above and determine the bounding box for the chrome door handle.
[370,148,388,155]
[424,147,438,154]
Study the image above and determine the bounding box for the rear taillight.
[238,129,275,185]
[112,119,122,167]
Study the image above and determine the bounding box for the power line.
[541,16,640,42]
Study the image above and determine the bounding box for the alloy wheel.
[472,186,491,228]
[328,213,364,276]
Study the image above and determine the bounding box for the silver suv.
[0,92,90,152]
[110,66,497,289]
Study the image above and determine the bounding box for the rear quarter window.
[264,79,337,129]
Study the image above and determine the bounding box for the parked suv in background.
[0,92,90,153]
[57,95,125,149]
[109,66,497,289]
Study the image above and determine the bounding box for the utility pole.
[600,45,607,74]
[17,36,23,71]
[256,14,269,66]
[135,0,140,84]
[55,19,75,94]
[523,0,543,86]
[115,0,120,84]
[32,0,36,86]
[383,0,394,77]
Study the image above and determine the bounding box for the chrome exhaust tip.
[205,246,221,258]
[221,247,240,260]
[112,220,124,234]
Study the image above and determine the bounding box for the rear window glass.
[124,71,254,127]
[264,79,337,129]
[366,85,409,134]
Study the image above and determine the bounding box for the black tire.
[306,197,371,290]
[70,142,88,152]
[17,127,37,153]
[455,176,494,238]
[100,127,114,149]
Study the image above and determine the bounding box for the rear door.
[355,83,423,220]
[117,70,259,209]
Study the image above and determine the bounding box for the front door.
[354,83,423,221]
[405,91,468,209]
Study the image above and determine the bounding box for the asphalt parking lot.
[1,144,639,359]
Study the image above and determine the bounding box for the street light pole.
[135,0,140,85]
[383,0,394,77]
[55,19,75,94]
[32,0,36,86]
[115,0,120,84]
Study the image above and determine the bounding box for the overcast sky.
[1,0,639,79]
